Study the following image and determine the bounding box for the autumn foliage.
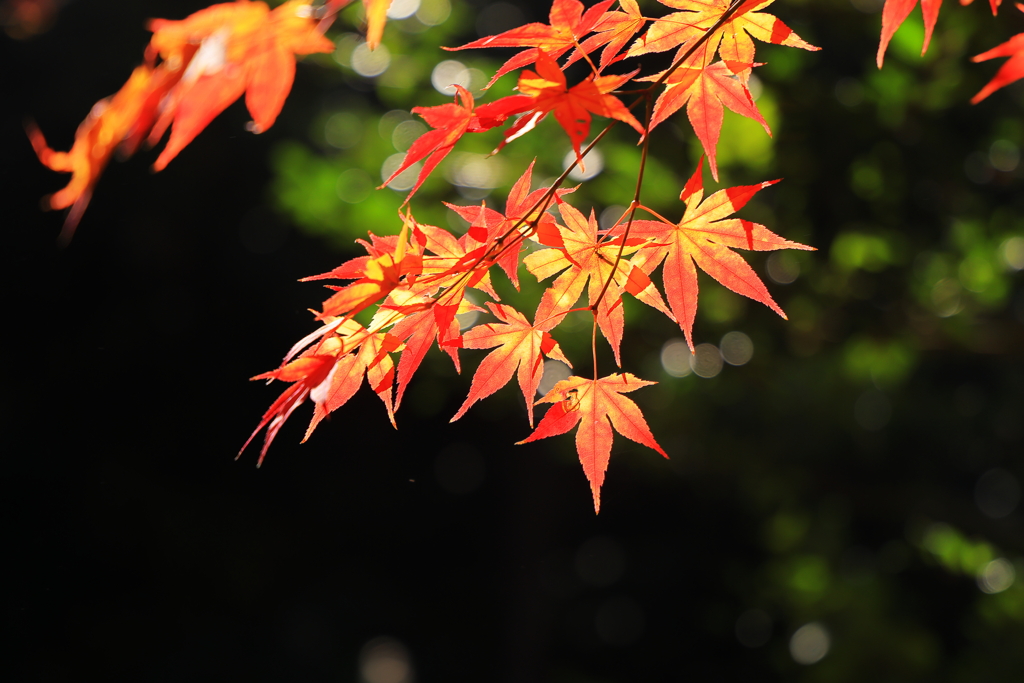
[28,0,1024,511]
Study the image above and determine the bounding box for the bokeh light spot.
[360,637,413,683]
[337,168,372,204]
[1000,236,1024,271]
[387,0,420,20]
[381,153,422,191]
[324,112,363,149]
[446,152,507,189]
[352,42,390,78]
[854,389,891,431]
[789,622,830,665]
[690,343,723,378]
[767,251,800,284]
[392,120,427,152]
[416,0,450,26]
[431,59,470,95]
[977,558,1016,594]
[989,139,1019,172]
[564,148,604,181]
[720,331,754,366]
[538,360,572,396]
[660,339,692,378]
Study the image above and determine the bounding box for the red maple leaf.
[304,329,403,436]
[445,0,615,87]
[500,50,645,167]
[445,160,574,289]
[451,302,571,427]
[379,85,532,203]
[518,373,667,513]
[641,57,768,180]
[621,158,814,349]
[877,0,1000,69]
[970,4,1024,103]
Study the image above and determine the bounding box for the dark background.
[4,1,1023,681]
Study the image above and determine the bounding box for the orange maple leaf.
[445,0,615,87]
[445,160,574,289]
[147,0,334,170]
[26,64,179,243]
[627,0,818,80]
[304,329,403,435]
[641,58,769,180]
[303,217,423,320]
[565,0,648,70]
[524,199,673,365]
[501,49,645,167]
[451,302,571,427]
[621,158,814,350]
[518,373,667,513]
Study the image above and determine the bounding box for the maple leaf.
[147,0,334,170]
[970,4,1024,103]
[627,0,818,82]
[524,200,673,365]
[518,373,667,513]
[305,329,403,436]
[304,217,423,320]
[621,158,814,350]
[26,64,178,243]
[388,298,475,411]
[451,302,572,427]
[877,0,1001,69]
[241,331,348,464]
[641,58,768,180]
[445,160,574,289]
[445,0,615,87]
[412,220,501,301]
[566,0,648,70]
[501,50,645,167]
[379,85,532,203]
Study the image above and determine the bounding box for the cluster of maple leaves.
[28,0,1024,510]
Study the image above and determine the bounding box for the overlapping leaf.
[518,373,667,512]
[566,0,647,70]
[627,0,818,83]
[451,302,571,426]
[499,50,645,166]
[445,0,614,87]
[380,86,533,203]
[619,159,813,349]
[525,200,673,365]
[445,160,573,289]
[876,0,1000,68]
[29,0,334,234]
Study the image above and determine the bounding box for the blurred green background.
[4,0,1023,681]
